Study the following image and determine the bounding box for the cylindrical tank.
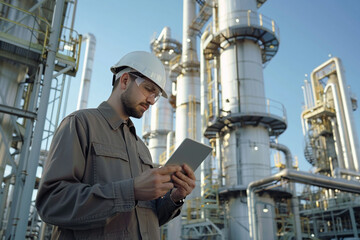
[1,0,39,42]
[217,0,275,238]
[148,63,173,164]
[0,0,35,186]
[175,0,202,197]
[0,63,27,181]
[146,27,179,164]
[168,0,201,239]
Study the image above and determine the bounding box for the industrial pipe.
[330,117,345,170]
[77,33,96,110]
[247,169,360,240]
[311,57,360,172]
[200,29,212,197]
[333,58,360,172]
[324,83,352,170]
[334,167,360,179]
[269,142,301,240]
[269,142,292,169]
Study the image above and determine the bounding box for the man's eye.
[145,86,153,92]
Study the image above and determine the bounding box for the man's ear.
[119,73,130,90]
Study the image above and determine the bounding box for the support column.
[13,0,65,238]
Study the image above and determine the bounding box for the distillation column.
[168,0,201,239]
[146,27,181,164]
[300,58,360,239]
[219,1,272,238]
[203,0,284,239]
[302,57,360,173]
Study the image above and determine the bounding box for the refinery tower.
[1,0,360,239]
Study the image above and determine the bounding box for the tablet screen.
[165,138,213,171]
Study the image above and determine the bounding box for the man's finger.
[172,174,189,189]
[159,173,172,183]
[182,164,196,180]
[157,165,181,175]
[161,182,174,191]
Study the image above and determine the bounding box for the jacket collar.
[98,101,138,139]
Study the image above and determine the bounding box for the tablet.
[165,138,213,171]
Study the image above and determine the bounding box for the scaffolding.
[0,0,81,238]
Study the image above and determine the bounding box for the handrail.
[204,9,280,40]
[0,1,50,26]
[0,1,50,55]
[207,95,287,123]
[0,1,81,71]
[57,26,82,71]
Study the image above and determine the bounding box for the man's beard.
[121,90,144,119]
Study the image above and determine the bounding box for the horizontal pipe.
[334,167,360,178]
[247,169,360,240]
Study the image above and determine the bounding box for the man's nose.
[146,95,155,105]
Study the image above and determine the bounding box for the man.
[36,51,196,239]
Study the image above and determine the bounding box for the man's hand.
[170,164,196,203]
[134,165,181,201]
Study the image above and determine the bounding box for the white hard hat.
[111,51,168,98]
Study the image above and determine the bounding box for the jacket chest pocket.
[92,142,131,183]
[138,152,154,172]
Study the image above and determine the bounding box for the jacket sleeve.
[35,115,136,230]
[156,190,183,226]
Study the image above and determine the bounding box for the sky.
[63,0,360,172]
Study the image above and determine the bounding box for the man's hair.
[112,67,133,92]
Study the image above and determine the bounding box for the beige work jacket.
[36,102,182,240]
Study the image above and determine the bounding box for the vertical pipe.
[200,30,211,196]
[166,131,175,160]
[349,207,359,238]
[302,86,308,110]
[324,83,353,170]
[0,177,10,231]
[142,108,150,143]
[54,74,66,128]
[5,63,42,238]
[304,79,314,108]
[14,0,65,238]
[200,31,209,134]
[269,142,302,240]
[176,0,201,195]
[216,133,223,187]
[214,56,220,117]
[70,0,77,36]
[61,76,71,119]
[330,118,345,170]
[333,58,360,171]
[300,114,306,137]
[169,0,200,239]
[77,33,96,110]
